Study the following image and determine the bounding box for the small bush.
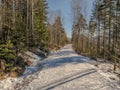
[0,40,17,73]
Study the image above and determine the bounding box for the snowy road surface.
[0,44,119,90]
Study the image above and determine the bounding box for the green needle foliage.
[0,0,48,75]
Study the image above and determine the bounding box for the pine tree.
[0,0,49,74]
[46,15,67,50]
[34,0,48,47]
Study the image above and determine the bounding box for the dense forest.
[72,0,120,71]
[0,0,67,78]
[0,0,120,80]
[0,0,120,89]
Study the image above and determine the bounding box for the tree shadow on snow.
[54,50,76,56]
[42,55,89,69]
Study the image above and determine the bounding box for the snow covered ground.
[22,51,44,77]
[0,44,119,90]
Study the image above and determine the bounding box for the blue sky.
[46,0,95,38]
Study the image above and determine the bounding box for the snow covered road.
[0,44,119,90]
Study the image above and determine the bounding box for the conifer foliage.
[47,16,67,50]
[72,0,120,71]
[0,0,48,76]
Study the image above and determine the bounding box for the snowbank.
[0,50,44,90]
[23,51,44,76]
